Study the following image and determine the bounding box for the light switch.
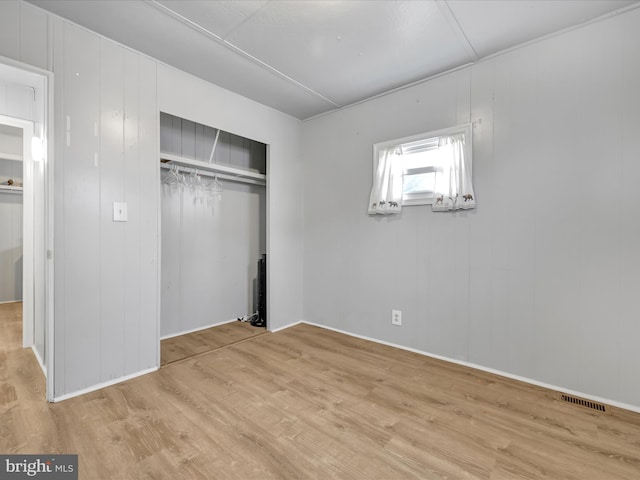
[113,202,128,222]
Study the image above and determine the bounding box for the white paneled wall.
[51,20,159,395]
[0,1,49,71]
[302,8,640,409]
[1,1,302,398]
[1,1,161,396]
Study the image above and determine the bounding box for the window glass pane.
[403,172,435,194]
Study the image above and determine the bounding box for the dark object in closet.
[251,254,266,327]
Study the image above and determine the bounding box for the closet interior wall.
[0,124,23,303]
[160,113,266,338]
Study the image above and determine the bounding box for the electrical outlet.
[392,309,402,326]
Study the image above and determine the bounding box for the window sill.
[402,198,433,206]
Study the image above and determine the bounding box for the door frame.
[0,56,54,402]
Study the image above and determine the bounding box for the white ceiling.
[28,0,640,120]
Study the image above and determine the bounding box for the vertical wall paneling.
[5,2,298,395]
[0,1,20,61]
[61,22,101,393]
[3,3,300,397]
[193,122,204,161]
[178,162,197,332]
[530,31,581,390]
[99,39,126,381]
[19,2,48,71]
[160,181,181,335]
[123,49,141,375]
[301,7,640,409]
[576,20,624,399]
[503,47,539,381]
[618,11,640,407]
[0,9,61,381]
[216,131,230,165]
[52,14,66,394]
[160,113,268,176]
[180,119,196,160]
[136,56,158,370]
[53,21,159,396]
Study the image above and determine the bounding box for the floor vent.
[559,393,608,413]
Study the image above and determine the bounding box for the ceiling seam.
[303,61,474,122]
[435,0,479,62]
[220,1,270,41]
[146,0,341,109]
[304,1,640,122]
[221,40,341,107]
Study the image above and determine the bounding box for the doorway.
[0,124,25,306]
[0,116,39,353]
[0,58,53,400]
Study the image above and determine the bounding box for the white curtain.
[432,133,476,211]
[368,146,403,215]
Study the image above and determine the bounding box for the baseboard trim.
[53,366,159,403]
[0,300,22,304]
[269,320,303,334]
[161,318,238,340]
[297,321,640,415]
[30,345,46,377]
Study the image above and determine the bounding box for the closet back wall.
[160,115,266,337]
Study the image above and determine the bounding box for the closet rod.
[160,163,266,187]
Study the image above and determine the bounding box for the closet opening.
[159,113,267,366]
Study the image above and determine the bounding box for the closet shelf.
[160,152,266,186]
[0,185,23,194]
[0,153,22,162]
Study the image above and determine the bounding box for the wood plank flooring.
[2,302,640,479]
[0,301,21,352]
[161,321,267,366]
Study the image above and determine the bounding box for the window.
[369,124,475,214]
[399,136,440,205]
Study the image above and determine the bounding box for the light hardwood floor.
[2,302,640,479]
[161,321,267,366]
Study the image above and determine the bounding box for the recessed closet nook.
[159,113,267,365]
